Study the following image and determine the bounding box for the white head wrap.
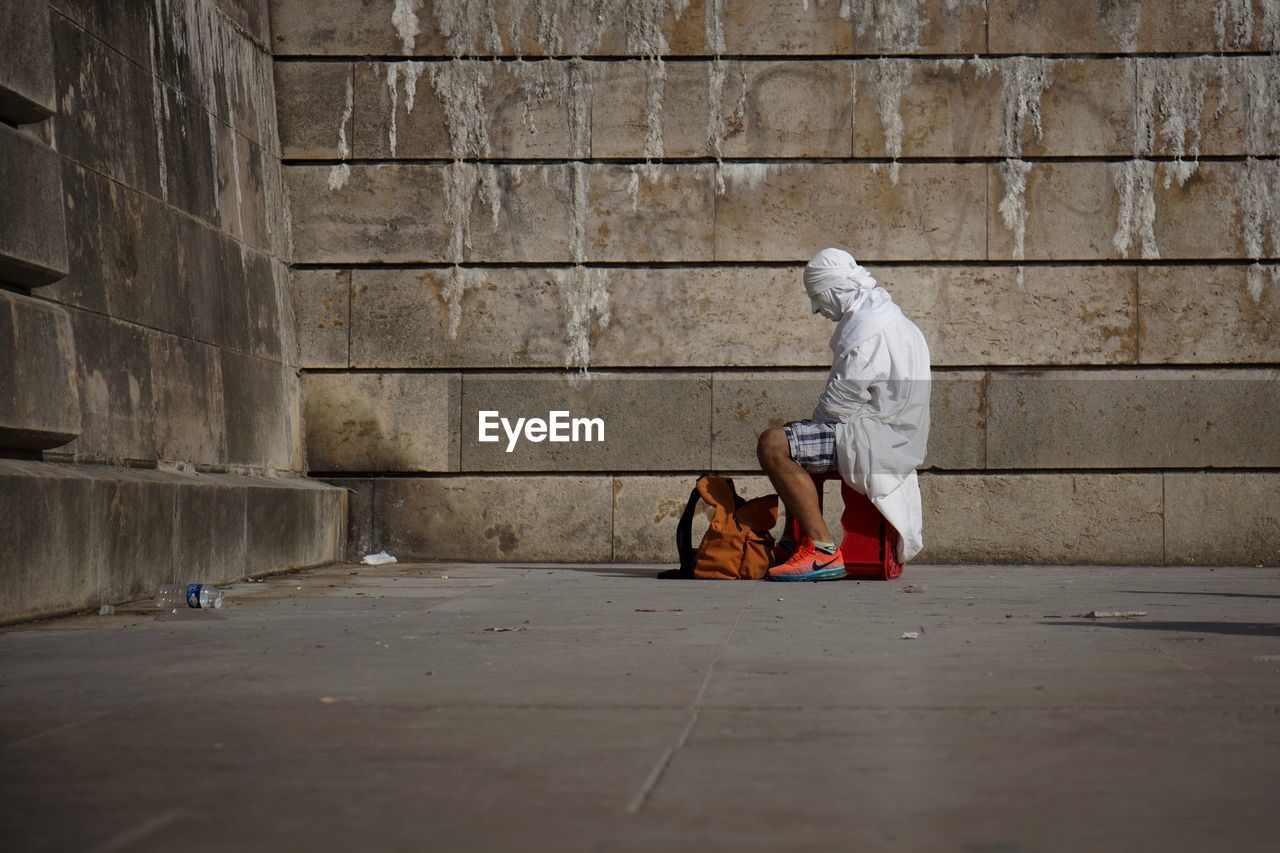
[803,248,878,320]
[804,247,877,297]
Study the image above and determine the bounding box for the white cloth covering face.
[804,248,932,562]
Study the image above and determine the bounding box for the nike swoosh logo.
[815,553,841,568]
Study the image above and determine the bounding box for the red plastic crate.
[784,473,903,581]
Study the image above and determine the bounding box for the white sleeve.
[811,336,892,423]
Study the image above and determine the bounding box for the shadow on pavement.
[1044,621,1280,637]
[1117,590,1280,601]
[499,565,664,579]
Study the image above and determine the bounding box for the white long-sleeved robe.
[810,287,931,562]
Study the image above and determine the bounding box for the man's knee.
[756,427,790,467]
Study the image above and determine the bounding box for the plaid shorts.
[781,420,839,473]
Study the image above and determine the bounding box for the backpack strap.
[673,481,705,576]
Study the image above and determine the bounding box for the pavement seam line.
[84,809,185,853]
[626,588,754,813]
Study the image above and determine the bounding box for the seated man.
[757,247,931,581]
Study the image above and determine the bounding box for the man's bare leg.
[756,427,833,543]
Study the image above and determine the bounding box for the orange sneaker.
[767,541,846,582]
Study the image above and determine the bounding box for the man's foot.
[767,541,845,582]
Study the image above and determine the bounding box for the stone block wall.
[276,0,1279,566]
[0,0,344,622]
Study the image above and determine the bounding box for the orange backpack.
[661,475,779,580]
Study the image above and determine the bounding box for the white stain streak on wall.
[848,0,925,50]
[1213,0,1280,49]
[393,0,425,54]
[998,159,1032,288]
[1099,0,1141,52]
[971,56,1057,282]
[385,65,400,156]
[155,0,288,254]
[328,73,354,191]
[1136,57,1232,188]
[1238,157,1280,302]
[148,19,170,202]
[867,59,911,185]
[1112,159,1159,260]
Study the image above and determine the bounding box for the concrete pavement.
[2,563,1278,851]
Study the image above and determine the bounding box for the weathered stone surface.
[0,124,68,287]
[465,164,574,262]
[220,350,297,471]
[585,164,716,262]
[286,164,449,263]
[918,473,1165,564]
[1149,162,1255,260]
[610,474,846,563]
[275,62,352,159]
[0,0,56,123]
[1138,265,1280,364]
[268,0,449,56]
[1164,473,1280,565]
[346,265,1139,371]
[890,265,1139,366]
[714,0,851,54]
[0,291,81,450]
[986,369,1280,469]
[1024,58,1135,157]
[0,460,95,621]
[350,268,574,369]
[321,477,375,561]
[242,245,284,360]
[460,373,713,471]
[719,60,854,158]
[990,161,1253,261]
[472,59,578,158]
[591,61,712,159]
[273,0,709,57]
[990,0,1277,53]
[52,163,190,334]
[845,0,986,54]
[351,61,449,159]
[375,476,613,562]
[211,0,271,47]
[853,58,1133,159]
[159,82,220,225]
[214,123,276,254]
[715,163,986,262]
[0,460,344,621]
[52,14,162,198]
[174,471,248,582]
[709,371,825,471]
[148,334,227,466]
[294,269,349,368]
[988,162,1114,261]
[356,60,575,159]
[591,267,829,368]
[925,371,987,470]
[852,59,999,158]
[288,163,573,263]
[304,373,460,472]
[245,476,346,574]
[61,310,156,464]
[708,371,985,471]
[48,2,151,70]
[151,0,278,150]
[91,468,181,602]
[1136,57,1248,158]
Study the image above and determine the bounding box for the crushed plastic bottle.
[156,583,223,611]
